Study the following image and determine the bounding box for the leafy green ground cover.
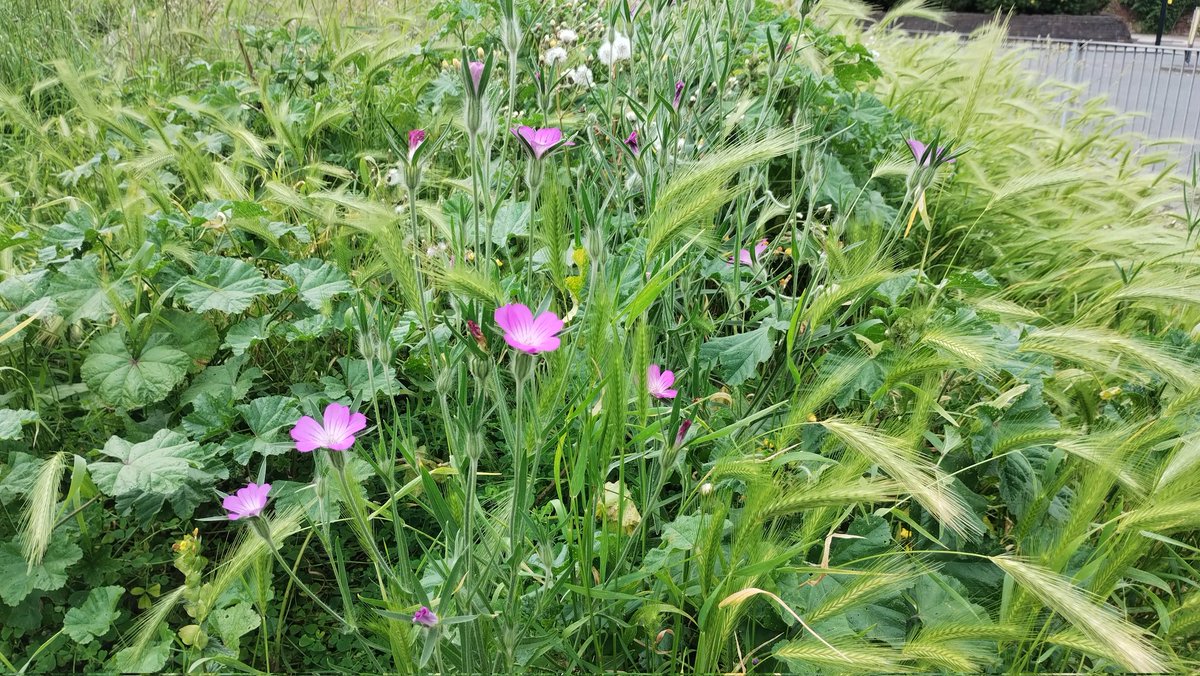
[1,0,1199,672]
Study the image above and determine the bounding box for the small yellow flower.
[572,246,588,268]
[565,275,585,297]
[1100,386,1122,400]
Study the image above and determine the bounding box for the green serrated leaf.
[180,356,262,407]
[222,316,272,356]
[156,309,218,369]
[698,325,776,386]
[491,201,530,246]
[237,396,300,437]
[283,259,354,310]
[0,452,40,505]
[177,255,285,314]
[0,538,83,606]
[212,601,261,653]
[82,329,190,409]
[0,409,39,441]
[45,256,134,323]
[89,429,214,498]
[63,585,124,644]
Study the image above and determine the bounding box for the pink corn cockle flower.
[290,403,368,452]
[468,61,484,94]
[408,129,426,159]
[674,419,692,448]
[495,303,563,354]
[412,606,438,627]
[466,319,487,349]
[647,364,678,400]
[223,482,271,520]
[673,81,684,109]
[907,139,955,166]
[511,126,574,160]
[729,239,769,266]
[625,130,639,155]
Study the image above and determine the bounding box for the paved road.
[1017,39,1200,169]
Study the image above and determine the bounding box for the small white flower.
[542,47,568,66]
[700,482,714,496]
[598,32,631,65]
[557,28,578,43]
[385,167,402,186]
[612,33,631,61]
[566,65,594,87]
[624,110,637,122]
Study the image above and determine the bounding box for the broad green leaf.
[0,270,47,307]
[63,585,124,644]
[108,635,171,673]
[89,429,213,498]
[0,538,82,606]
[283,259,354,310]
[222,316,272,356]
[0,452,40,505]
[230,396,301,463]
[156,309,218,369]
[0,408,39,440]
[177,255,285,314]
[211,602,261,653]
[283,314,333,342]
[45,256,134,323]
[491,201,530,246]
[698,325,776,386]
[180,356,262,407]
[237,396,300,437]
[182,393,239,439]
[82,329,190,409]
[338,357,406,400]
[44,210,99,252]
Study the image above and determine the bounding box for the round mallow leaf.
[82,329,190,409]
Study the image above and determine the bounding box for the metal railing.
[1011,36,1200,170]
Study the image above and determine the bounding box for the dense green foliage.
[1,0,1199,673]
[1125,0,1200,33]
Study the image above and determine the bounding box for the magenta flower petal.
[289,404,369,453]
[468,61,484,93]
[512,126,571,160]
[906,139,928,164]
[496,303,563,354]
[647,364,678,400]
[730,239,769,266]
[495,303,534,333]
[533,128,562,147]
[290,416,324,453]
[531,311,564,336]
[412,606,438,627]
[224,482,271,520]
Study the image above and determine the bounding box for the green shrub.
[1125,0,1200,32]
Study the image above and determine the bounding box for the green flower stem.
[250,518,352,629]
[329,451,397,598]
